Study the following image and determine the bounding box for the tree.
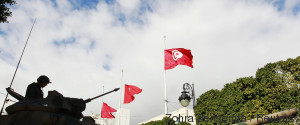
[0,0,16,23]
[194,56,300,125]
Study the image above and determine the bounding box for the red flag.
[164,48,193,70]
[124,84,142,104]
[101,102,117,118]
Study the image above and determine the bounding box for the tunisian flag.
[101,102,117,118]
[165,48,193,70]
[124,84,142,104]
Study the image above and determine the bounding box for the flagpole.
[101,85,104,115]
[101,85,104,123]
[163,36,168,114]
[118,69,124,125]
[102,85,104,103]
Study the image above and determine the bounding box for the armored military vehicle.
[0,87,119,125]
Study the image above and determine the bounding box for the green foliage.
[177,122,192,125]
[0,0,16,23]
[141,116,191,125]
[194,56,300,125]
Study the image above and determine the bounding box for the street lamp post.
[178,83,195,107]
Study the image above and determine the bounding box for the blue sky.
[67,0,300,16]
[1,0,300,125]
[268,0,300,14]
[50,0,100,9]
[272,0,286,11]
[0,29,6,35]
[49,0,154,25]
[69,0,99,10]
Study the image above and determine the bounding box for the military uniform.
[25,82,43,99]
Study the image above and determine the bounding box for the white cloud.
[118,0,140,11]
[1,0,300,124]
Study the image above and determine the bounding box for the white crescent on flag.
[172,50,183,60]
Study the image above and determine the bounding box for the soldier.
[25,75,51,99]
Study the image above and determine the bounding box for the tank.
[0,88,120,125]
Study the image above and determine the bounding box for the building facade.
[92,108,130,125]
[139,107,196,125]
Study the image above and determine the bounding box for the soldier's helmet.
[37,75,51,84]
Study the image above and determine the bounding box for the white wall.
[139,108,196,125]
[92,108,130,125]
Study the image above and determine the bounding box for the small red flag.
[124,84,142,104]
[101,102,117,118]
[164,48,193,70]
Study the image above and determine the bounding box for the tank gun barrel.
[84,88,120,103]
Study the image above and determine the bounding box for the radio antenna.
[0,18,37,115]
